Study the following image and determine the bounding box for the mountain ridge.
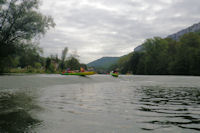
[167,22,200,41]
[134,21,200,52]
[87,57,119,69]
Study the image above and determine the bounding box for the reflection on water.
[138,86,200,131]
[0,91,41,133]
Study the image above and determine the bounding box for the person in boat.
[66,68,75,73]
[66,68,71,73]
[80,67,85,72]
[113,70,117,73]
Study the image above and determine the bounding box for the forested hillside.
[115,32,200,75]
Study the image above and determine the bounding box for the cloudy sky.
[39,0,200,63]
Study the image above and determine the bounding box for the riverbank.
[7,68,61,74]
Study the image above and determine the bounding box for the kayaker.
[67,68,71,73]
[113,70,117,73]
[80,67,85,72]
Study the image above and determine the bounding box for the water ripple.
[137,86,200,131]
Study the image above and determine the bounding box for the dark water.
[0,74,200,133]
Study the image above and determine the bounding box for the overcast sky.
[39,0,200,63]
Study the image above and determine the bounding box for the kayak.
[61,71,96,76]
[110,73,119,77]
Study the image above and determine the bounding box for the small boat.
[110,72,119,77]
[61,71,96,76]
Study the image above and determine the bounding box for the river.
[0,74,200,133]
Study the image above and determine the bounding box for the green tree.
[45,57,51,71]
[117,52,133,74]
[60,47,68,70]
[34,62,41,69]
[0,0,55,72]
[128,52,144,74]
[139,37,169,74]
[66,57,80,70]
[18,44,43,68]
[170,33,200,75]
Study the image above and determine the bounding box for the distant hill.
[87,57,119,69]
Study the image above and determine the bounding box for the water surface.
[0,74,200,133]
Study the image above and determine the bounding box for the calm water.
[0,74,200,133]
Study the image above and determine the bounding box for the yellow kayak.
[61,71,96,76]
[110,72,119,77]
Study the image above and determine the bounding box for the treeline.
[114,32,200,75]
[44,47,87,73]
[1,44,87,73]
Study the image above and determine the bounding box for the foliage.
[118,33,200,75]
[45,57,51,71]
[117,52,133,73]
[80,63,87,70]
[18,44,43,68]
[0,0,55,72]
[66,56,80,70]
[34,62,41,69]
[60,47,68,70]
